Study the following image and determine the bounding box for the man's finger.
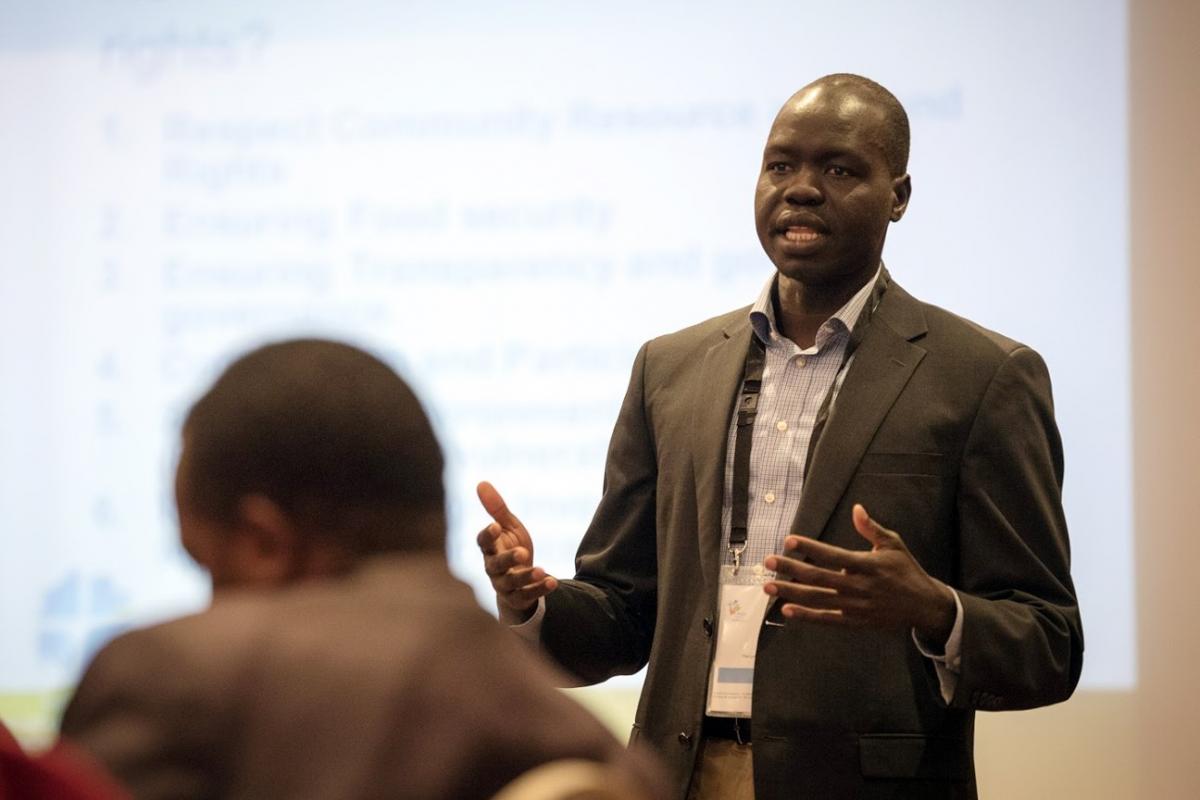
[779,604,848,624]
[781,536,869,571]
[484,547,530,578]
[779,603,872,627]
[476,481,524,531]
[476,523,502,555]
[765,580,842,610]
[765,555,850,590]
[504,575,559,607]
[491,564,544,593]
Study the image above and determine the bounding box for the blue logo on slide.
[38,572,131,676]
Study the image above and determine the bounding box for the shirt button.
[796,356,807,367]
[776,420,788,432]
[764,491,776,504]
[678,732,692,747]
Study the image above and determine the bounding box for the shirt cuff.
[912,589,964,704]
[504,596,546,645]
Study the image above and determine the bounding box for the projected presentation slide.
[0,0,1128,740]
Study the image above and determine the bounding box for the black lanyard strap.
[728,272,889,564]
[730,335,766,560]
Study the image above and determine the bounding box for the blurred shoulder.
[62,596,270,732]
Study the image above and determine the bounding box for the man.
[477,74,1083,799]
[61,339,663,800]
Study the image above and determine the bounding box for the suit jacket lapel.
[791,281,929,540]
[692,316,753,597]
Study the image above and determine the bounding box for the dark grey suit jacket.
[61,554,660,800]
[537,275,1083,799]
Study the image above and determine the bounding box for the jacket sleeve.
[540,342,660,684]
[951,345,1084,710]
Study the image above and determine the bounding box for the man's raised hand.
[476,481,558,623]
[763,504,956,642]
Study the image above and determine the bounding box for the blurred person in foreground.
[60,338,664,800]
[477,74,1083,799]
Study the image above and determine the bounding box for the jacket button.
[702,617,713,637]
[678,732,692,747]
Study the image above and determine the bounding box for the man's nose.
[782,167,823,205]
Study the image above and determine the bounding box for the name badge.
[706,563,771,717]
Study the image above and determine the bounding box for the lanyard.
[728,272,889,572]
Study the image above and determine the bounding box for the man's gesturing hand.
[476,481,558,624]
[764,504,956,643]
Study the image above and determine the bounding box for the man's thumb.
[852,503,889,549]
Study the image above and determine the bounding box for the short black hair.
[181,338,445,553]
[807,73,910,176]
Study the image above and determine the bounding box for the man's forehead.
[767,84,889,146]
[781,83,884,125]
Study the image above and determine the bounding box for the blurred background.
[1,1,1196,797]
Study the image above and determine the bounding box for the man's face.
[754,84,910,289]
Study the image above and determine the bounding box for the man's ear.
[890,173,912,222]
[228,494,302,588]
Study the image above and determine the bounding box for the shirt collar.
[749,264,883,350]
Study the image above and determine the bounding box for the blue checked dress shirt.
[718,268,879,570]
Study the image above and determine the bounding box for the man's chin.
[772,259,838,286]
[771,256,875,290]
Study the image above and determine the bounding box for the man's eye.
[827,165,852,177]
[766,162,791,174]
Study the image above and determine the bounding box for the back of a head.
[182,338,445,555]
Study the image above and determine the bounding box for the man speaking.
[478,73,1082,799]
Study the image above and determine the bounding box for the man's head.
[754,73,912,291]
[176,338,445,593]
